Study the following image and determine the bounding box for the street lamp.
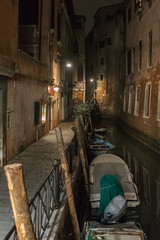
[55,58,72,68]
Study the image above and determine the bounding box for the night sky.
[73,0,123,34]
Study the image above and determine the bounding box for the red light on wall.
[48,86,54,96]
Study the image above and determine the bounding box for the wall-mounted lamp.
[49,78,55,86]
[90,78,94,82]
[53,85,60,92]
[66,63,72,68]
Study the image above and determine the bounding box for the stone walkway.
[0,121,74,240]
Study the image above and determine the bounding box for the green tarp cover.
[99,175,124,214]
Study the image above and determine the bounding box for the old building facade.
[85,3,125,116]
[85,0,160,147]
[120,0,160,145]
[72,15,86,104]
[0,0,83,165]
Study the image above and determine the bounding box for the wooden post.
[55,128,81,240]
[4,163,36,240]
[89,116,93,133]
[75,118,89,193]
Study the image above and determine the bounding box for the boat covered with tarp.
[81,221,145,240]
[88,137,115,156]
[89,153,140,210]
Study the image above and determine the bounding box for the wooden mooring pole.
[4,163,36,240]
[75,118,89,194]
[55,128,81,240]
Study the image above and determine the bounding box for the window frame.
[143,82,151,118]
[134,85,141,116]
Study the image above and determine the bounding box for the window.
[123,87,127,112]
[107,37,112,46]
[138,40,142,71]
[73,40,79,54]
[157,81,160,120]
[128,86,133,113]
[34,101,40,126]
[128,6,131,23]
[135,0,142,12]
[100,74,103,81]
[77,63,83,82]
[100,58,104,65]
[19,0,39,25]
[127,49,132,74]
[148,31,152,67]
[134,85,140,116]
[42,104,47,123]
[99,41,105,48]
[7,112,12,129]
[50,0,55,29]
[144,82,151,117]
[132,47,136,72]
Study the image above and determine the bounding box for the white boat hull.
[89,154,140,209]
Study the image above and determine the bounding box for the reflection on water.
[102,119,160,240]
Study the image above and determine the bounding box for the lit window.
[144,82,151,117]
[134,85,140,116]
[135,0,142,12]
[42,104,47,123]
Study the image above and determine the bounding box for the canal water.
[100,119,160,240]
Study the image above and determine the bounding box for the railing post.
[53,159,60,207]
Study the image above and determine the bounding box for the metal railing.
[4,135,77,240]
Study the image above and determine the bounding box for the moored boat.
[89,153,140,210]
[80,153,145,240]
[81,221,146,240]
[88,138,115,156]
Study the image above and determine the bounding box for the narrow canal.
[100,119,160,240]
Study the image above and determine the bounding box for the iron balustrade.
[4,134,77,240]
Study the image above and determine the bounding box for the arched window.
[77,63,83,82]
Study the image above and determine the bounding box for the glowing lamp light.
[90,78,94,82]
[53,86,59,92]
[66,62,72,68]
[42,115,46,123]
